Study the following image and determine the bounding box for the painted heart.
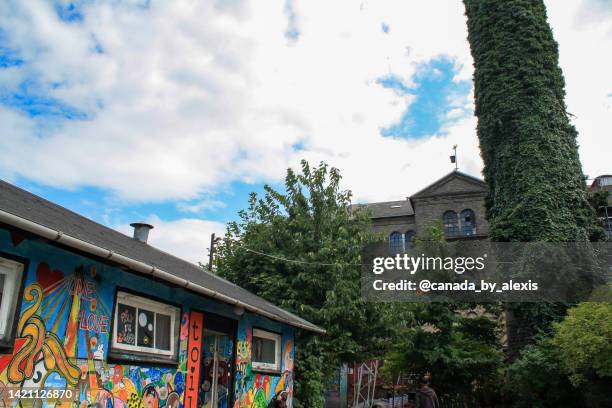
[35,262,64,290]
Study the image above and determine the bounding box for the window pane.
[155,313,171,351]
[252,336,276,364]
[460,209,476,236]
[405,230,416,249]
[389,232,403,254]
[443,211,458,238]
[137,308,155,348]
[116,304,136,346]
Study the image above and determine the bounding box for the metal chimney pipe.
[130,222,154,243]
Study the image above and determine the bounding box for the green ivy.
[462,0,601,354]
[463,0,597,243]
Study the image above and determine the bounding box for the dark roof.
[355,200,414,219]
[0,180,323,334]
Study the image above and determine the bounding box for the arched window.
[389,231,403,254]
[443,211,458,238]
[460,209,476,236]
[405,230,416,249]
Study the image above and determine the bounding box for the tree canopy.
[215,160,395,408]
[553,302,612,385]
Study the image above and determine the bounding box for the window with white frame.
[112,291,179,358]
[252,328,282,372]
[0,257,24,343]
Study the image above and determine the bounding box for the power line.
[236,244,368,267]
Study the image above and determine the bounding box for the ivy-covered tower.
[463,0,597,356]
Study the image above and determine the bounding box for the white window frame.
[0,257,24,341]
[112,291,179,357]
[251,328,282,372]
[600,176,612,187]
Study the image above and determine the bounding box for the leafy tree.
[383,222,504,407]
[507,336,583,408]
[463,0,600,356]
[507,303,612,408]
[215,160,395,408]
[383,304,503,406]
[552,302,612,385]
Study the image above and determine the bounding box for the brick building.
[360,170,489,249]
[363,170,612,248]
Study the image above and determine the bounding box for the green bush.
[553,302,612,385]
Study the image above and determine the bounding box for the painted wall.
[233,317,294,408]
[0,227,295,408]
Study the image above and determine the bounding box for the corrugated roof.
[0,180,324,334]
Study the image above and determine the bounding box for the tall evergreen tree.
[462,0,599,356]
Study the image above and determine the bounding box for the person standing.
[415,377,440,408]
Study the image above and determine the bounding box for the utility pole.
[208,233,216,272]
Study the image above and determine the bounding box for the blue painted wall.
[0,226,295,408]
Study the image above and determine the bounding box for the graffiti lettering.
[184,311,203,408]
[79,309,110,334]
[68,277,96,300]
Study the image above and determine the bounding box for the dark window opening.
[460,209,476,236]
[405,230,416,249]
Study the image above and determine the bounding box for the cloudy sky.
[1,0,611,263]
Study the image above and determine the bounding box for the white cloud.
[0,0,475,204]
[0,0,609,206]
[546,0,612,180]
[177,198,226,214]
[115,215,226,264]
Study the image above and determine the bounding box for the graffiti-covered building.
[0,180,325,408]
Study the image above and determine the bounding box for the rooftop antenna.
[450,144,458,171]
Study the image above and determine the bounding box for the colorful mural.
[200,334,232,408]
[0,228,295,408]
[0,259,189,408]
[233,324,294,408]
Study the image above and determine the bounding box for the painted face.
[166,392,180,408]
[143,389,158,408]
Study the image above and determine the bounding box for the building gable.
[410,171,487,199]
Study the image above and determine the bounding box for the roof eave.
[0,208,326,335]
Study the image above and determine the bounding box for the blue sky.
[379,58,471,139]
[1,0,610,262]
